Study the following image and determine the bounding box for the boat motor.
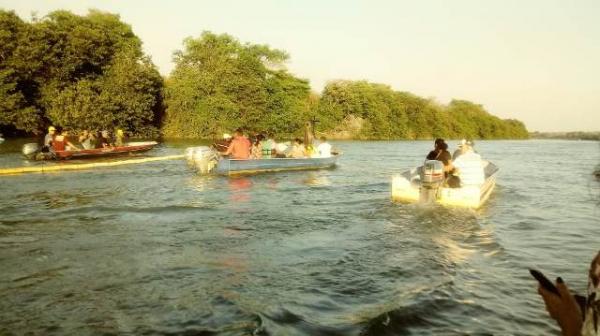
[419,160,445,203]
[185,146,219,174]
[22,143,40,160]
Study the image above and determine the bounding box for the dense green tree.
[163,31,310,138]
[0,9,528,139]
[316,80,528,139]
[0,9,161,135]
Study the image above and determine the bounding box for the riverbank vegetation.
[0,9,529,140]
[0,9,163,137]
[529,132,600,141]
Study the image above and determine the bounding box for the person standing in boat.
[225,128,251,159]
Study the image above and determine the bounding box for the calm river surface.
[0,139,598,335]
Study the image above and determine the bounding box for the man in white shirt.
[453,142,484,185]
[317,136,332,158]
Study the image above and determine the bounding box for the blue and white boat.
[185,146,339,175]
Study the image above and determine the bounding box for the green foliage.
[530,131,599,141]
[0,8,528,140]
[317,80,529,139]
[163,31,310,138]
[0,9,161,135]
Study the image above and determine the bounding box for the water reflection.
[228,177,253,203]
[1,140,598,335]
[302,172,331,187]
[188,175,218,192]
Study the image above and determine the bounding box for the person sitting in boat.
[52,128,79,152]
[115,129,125,147]
[96,130,112,148]
[43,126,56,151]
[452,141,485,186]
[62,130,81,151]
[213,133,233,153]
[251,134,263,159]
[261,133,276,158]
[453,139,478,160]
[273,142,289,158]
[426,139,457,184]
[453,139,467,160]
[225,128,251,159]
[426,138,445,160]
[78,130,96,149]
[426,139,452,171]
[317,136,332,158]
[288,138,308,158]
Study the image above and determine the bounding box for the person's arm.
[256,144,262,158]
[538,278,583,336]
[66,140,81,150]
[445,159,455,173]
[224,141,234,156]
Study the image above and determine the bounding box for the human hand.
[538,277,583,336]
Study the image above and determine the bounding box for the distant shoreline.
[529,131,600,141]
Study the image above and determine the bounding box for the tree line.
[0,9,529,140]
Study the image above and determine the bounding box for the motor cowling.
[22,143,40,159]
[419,160,445,203]
[185,146,219,174]
[421,160,444,188]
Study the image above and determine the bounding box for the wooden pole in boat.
[0,155,184,176]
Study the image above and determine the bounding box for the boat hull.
[214,155,339,175]
[54,141,158,160]
[391,161,498,209]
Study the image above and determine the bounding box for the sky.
[2,0,599,132]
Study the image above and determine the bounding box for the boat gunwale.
[216,154,339,175]
[54,141,158,159]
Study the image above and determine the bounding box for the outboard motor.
[22,143,41,160]
[185,146,219,174]
[419,160,445,203]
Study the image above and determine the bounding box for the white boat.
[391,158,499,209]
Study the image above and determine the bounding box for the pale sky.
[3,0,599,132]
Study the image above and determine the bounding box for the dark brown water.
[0,139,598,335]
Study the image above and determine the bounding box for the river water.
[0,139,598,335]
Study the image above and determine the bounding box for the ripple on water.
[0,140,598,335]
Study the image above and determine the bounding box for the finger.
[556,277,571,298]
[539,285,561,303]
[538,285,561,319]
[556,278,581,313]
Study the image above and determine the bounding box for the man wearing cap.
[44,126,56,146]
[453,140,484,186]
[213,133,233,153]
[453,139,467,160]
